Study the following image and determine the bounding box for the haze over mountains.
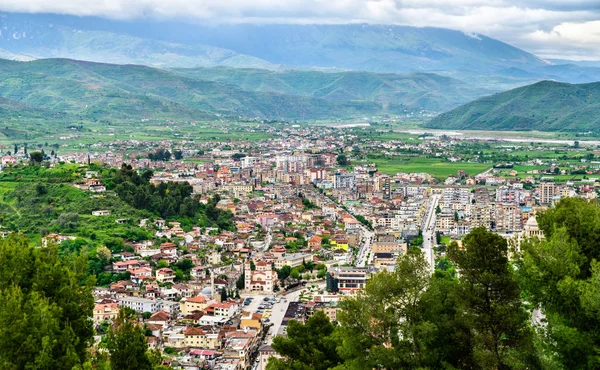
[0,12,599,131]
[1,12,599,86]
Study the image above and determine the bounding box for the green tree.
[336,154,349,166]
[106,308,152,370]
[336,249,431,369]
[516,198,600,369]
[268,310,341,370]
[29,151,44,165]
[0,234,95,369]
[449,227,538,369]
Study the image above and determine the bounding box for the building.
[180,295,209,315]
[540,180,556,205]
[326,266,370,292]
[334,173,356,190]
[93,302,119,325]
[156,268,175,284]
[244,261,278,293]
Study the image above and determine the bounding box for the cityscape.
[0,1,599,370]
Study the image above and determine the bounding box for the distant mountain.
[425,81,600,131]
[170,67,490,111]
[0,58,488,123]
[0,12,548,74]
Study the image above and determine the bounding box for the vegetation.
[0,58,465,129]
[0,234,95,369]
[516,198,600,368]
[426,80,600,132]
[106,308,153,370]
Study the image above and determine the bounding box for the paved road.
[422,194,440,271]
[356,227,374,267]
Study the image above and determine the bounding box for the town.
[0,122,597,369]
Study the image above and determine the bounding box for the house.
[93,301,119,325]
[240,312,263,330]
[308,235,322,250]
[191,266,207,280]
[147,310,171,328]
[92,210,111,216]
[173,283,193,298]
[180,295,209,315]
[211,302,239,319]
[258,345,282,370]
[130,267,153,284]
[41,233,76,248]
[156,268,175,284]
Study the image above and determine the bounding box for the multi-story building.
[326,266,370,292]
[540,180,556,205]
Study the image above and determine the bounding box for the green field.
[366,155,490,179]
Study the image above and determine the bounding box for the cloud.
[525,20,600,60]
[0,0,598,59]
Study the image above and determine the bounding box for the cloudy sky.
[1,0,599,60]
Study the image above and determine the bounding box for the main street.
[355,226,374,267]
[421,193,441,271]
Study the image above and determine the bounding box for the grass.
[366,155,490,179]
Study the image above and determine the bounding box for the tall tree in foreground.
[449,227,538,370]
[516,198,600,369]
[335,248,432,369]
[0,234,95,369]
[106,308,153,370]
[267,310,341,370]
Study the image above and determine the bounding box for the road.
[355,227,374,267]
[421,193,440,271]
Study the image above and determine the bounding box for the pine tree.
[106,308,152,370]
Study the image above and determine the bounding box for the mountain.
[170,67,490,111]
[0,58,489,124]
[0,12,548,74]
[424,81,600,131]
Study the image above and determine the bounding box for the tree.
[29,151,43,165]
[336,249,432,369]
[268,310,341,370]
[448,227,538,369]
[250,260,256,271]
[173,150,183,160]
[516,198,600,369]
[0,234,95,369]
[277,265,292,281]
[336,154,349,166]
[236,272,245,290]
[220,288,228,302]
[106,308,153,370]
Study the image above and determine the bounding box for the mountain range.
[0,12,599,133]
[425,81,600,132]
[0,58,493,124]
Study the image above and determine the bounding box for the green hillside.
[171,67,490,111]
[425,81,600,132]
[0,58,492,126]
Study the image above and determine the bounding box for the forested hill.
[0,58,489,123]
[425,80,600,132]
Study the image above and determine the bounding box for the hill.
[170,67,490,111]
[425,81,600,131]
[0,58,493,126]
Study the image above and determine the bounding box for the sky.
[0,0,599,60]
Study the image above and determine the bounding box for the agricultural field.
[366,154,490,179]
